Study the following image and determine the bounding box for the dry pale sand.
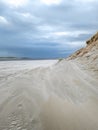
[0,59,98,130]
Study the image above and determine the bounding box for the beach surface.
[0,59,98,130]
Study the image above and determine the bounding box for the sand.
[0,59,98,130]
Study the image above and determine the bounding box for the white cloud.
[68,41,86,47]
[2,0,28,8]
[18,12,33,19]
[15,12,42,24]
[53,32,70,36]
[20,13,32,18]
[52,31,90,37]
[38,25,53,31]
[0,16,8,24]
[41,0,62,5]
[75,0,97,3]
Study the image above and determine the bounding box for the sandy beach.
[0,59,98,130]
[0,0,98,129]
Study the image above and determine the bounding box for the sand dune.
[0,59,98,130]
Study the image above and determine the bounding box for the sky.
[0,0,98,59]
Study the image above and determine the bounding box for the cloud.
[0,0,98,58]
[1,0,29,8]
[75,0,98,3]
[51,31,90,37]
[0,16,8,24]
[41,0,62,5]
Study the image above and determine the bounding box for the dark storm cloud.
[0,0,98,58]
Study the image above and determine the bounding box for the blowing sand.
[0,59,98,130]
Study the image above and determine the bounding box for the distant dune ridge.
[0,32,98,130]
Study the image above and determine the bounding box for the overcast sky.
[0,0,98,58]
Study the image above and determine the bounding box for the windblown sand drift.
[0,33,98,130]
